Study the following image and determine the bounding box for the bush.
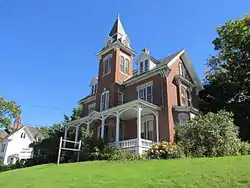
[176,110,250,157]
[108,149,146,161]
[0,160,26,173]
[146,142,184,159]
[0,159,3,165]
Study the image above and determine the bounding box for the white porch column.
[116,112,120,144]
[63,127,68,148]
[101,118,105,138]
[86,122,90,133]
[74,125,79,147]
[155,112,159,143]
[137,106,142,154]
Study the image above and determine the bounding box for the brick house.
[64,16,202,154]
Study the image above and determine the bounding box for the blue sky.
[0,0,249,126]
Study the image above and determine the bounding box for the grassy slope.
[0,156,250,188]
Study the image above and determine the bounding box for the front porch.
[64,99,160,154]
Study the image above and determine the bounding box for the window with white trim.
[179,63,186,78]
[103,55,112,75]
[100,91,109,111]
[1,144,6,152]
[139,59,149,73]
[137,83,153,103]
[117,92,124,105]
[91,83,98,95]
[180,85,192,106]
[120,55,129,75]
[88,103,96,114]
[141,119,154,140]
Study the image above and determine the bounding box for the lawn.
[0,156,250,188]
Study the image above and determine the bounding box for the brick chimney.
[13,116,22,130]
[142,48,150,54]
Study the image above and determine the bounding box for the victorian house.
[64,17,202,154]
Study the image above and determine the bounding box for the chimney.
[13,116,22,130]
[142,48,150,54]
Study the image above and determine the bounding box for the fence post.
[57,137,62,165]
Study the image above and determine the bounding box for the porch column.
[137,106,142,154]
[86,122,90,133]
[101,118,105,138]
[116,112,120,144]
[63,127,68,148]
[74,125,79,147]
[155,112,159,143]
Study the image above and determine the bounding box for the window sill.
[102,72,111,78]
[119,71,129,76]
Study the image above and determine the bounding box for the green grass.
[0,156,250,188]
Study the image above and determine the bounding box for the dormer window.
[179,63,186,78]
[103,54,112,76]
[139,59,149,74]
[120,55,129,75]
[91,83,98,95]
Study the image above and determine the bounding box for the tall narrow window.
[181,86,187,106]
[103,56,112,75]
[117,92,124,105]
[125,58,129,74]
[120,56,125,73]
[138,85,153,103]
[139,62,144,73]
[186,90,192,106]
[141,120,154,140]
[145,59,149,71]
[100,91,109,111]
[1,144,6,152]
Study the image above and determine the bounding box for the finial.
[117,13,120,20]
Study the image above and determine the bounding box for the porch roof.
[65,99,161,129]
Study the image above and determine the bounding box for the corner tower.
[96,16,136,110]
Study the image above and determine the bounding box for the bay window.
[180,85,192,106]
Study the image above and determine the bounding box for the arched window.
[100,91,109,111]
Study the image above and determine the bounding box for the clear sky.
[0,0,249,127]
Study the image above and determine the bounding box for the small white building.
[0,126,43,165]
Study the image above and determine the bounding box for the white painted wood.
[101,119,105,138]
[116,113,120,142]
[57,137,62,165]
[155,114,159,143]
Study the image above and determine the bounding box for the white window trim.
[102,54,113,77]
[88,103,96,115]
[139,59,150,74]
[117,91,124,105]
[141,115,154,140]
[137,82,153,103]
[100,91,110,111]
[119,53,130,75]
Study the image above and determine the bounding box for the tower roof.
[109,16,126,38]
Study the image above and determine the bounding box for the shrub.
[108,149,146,161]
[176,110,250,157]
[146,142,184,159]
[0,159,3,165]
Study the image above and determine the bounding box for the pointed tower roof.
[107,15,131,48]
[109,15,126,37]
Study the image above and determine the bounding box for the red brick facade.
[77,18,201,144]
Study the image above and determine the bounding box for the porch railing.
[119,139,137,149]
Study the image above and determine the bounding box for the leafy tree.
[199,15,250,141]
[0,97,21,129]
[176,111,250,157]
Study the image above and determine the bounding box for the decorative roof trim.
[78,95,96,104]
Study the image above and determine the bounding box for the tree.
[176,111,250,157]
[199,15,250,141]
[0,97,21,129]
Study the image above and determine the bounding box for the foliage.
[1,156,250,187]
[0,160,26,173]
[199,15,250,141]
[107,149,146,161]
[0,159,3,165]
[146,142,184,159]
[0,98,21,129]
[176,110,250,157]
